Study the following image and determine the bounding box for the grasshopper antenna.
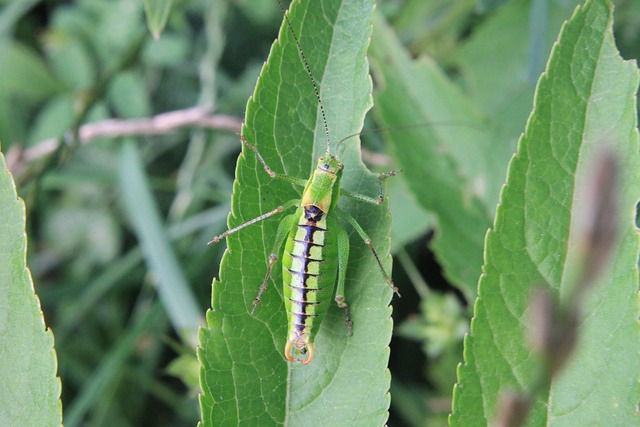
[276,0,331,154]
[334,121,486,154]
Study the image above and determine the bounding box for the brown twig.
[7,105,243,178]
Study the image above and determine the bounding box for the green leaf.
[141,32,189,67]
[384,0,476,59]
[143,0,173,39]
[450,0,640,424]
[0,149,62,425]
[388,175,431,252]
[454,0,580,138]
[475,0,510,12]
[109,70,152,118]
[26,95,75,145]
[199,0,393,425]
[48,36,95,90]
[370,12,497,296]
[0,41,65,101]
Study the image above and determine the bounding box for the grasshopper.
[209,0,398,364]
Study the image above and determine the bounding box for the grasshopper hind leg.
[337,208,400,298]
[336,226,353,336]
[249,213,298,314]
[208,189,299,313]
[251,253,278,315]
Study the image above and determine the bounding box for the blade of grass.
[118,140,203,348]
[63,302,166,427]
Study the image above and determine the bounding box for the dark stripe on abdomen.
[300,223,326,243]
[287,221,326,328]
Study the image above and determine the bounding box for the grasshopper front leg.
[208,199,298,244]
[250,213,298,314]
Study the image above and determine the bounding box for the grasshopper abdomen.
[282,154,343,363]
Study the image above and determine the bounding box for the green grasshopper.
[209,0,398,364]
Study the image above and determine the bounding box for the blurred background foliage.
[1,0,638,426]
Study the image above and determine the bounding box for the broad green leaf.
[143,0,173,39]
[26,95,75,146]
[89,0,145,70]
[0,41,64,101]
[0,149,62,425]
[476,0,510,12]
[48,36,95,91]
[388,175,431,252]
[199,0,393,425]
[141,33,189,67]
[451,0,640,424]
[454,0,581,138]
[370,12,497,296]
[385,0,475,59]
[109,70,152,118]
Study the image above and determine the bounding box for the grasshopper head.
[317,154,344,176]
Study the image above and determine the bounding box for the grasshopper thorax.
[300,154,344,214]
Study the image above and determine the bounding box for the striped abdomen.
[282,204,338,363]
